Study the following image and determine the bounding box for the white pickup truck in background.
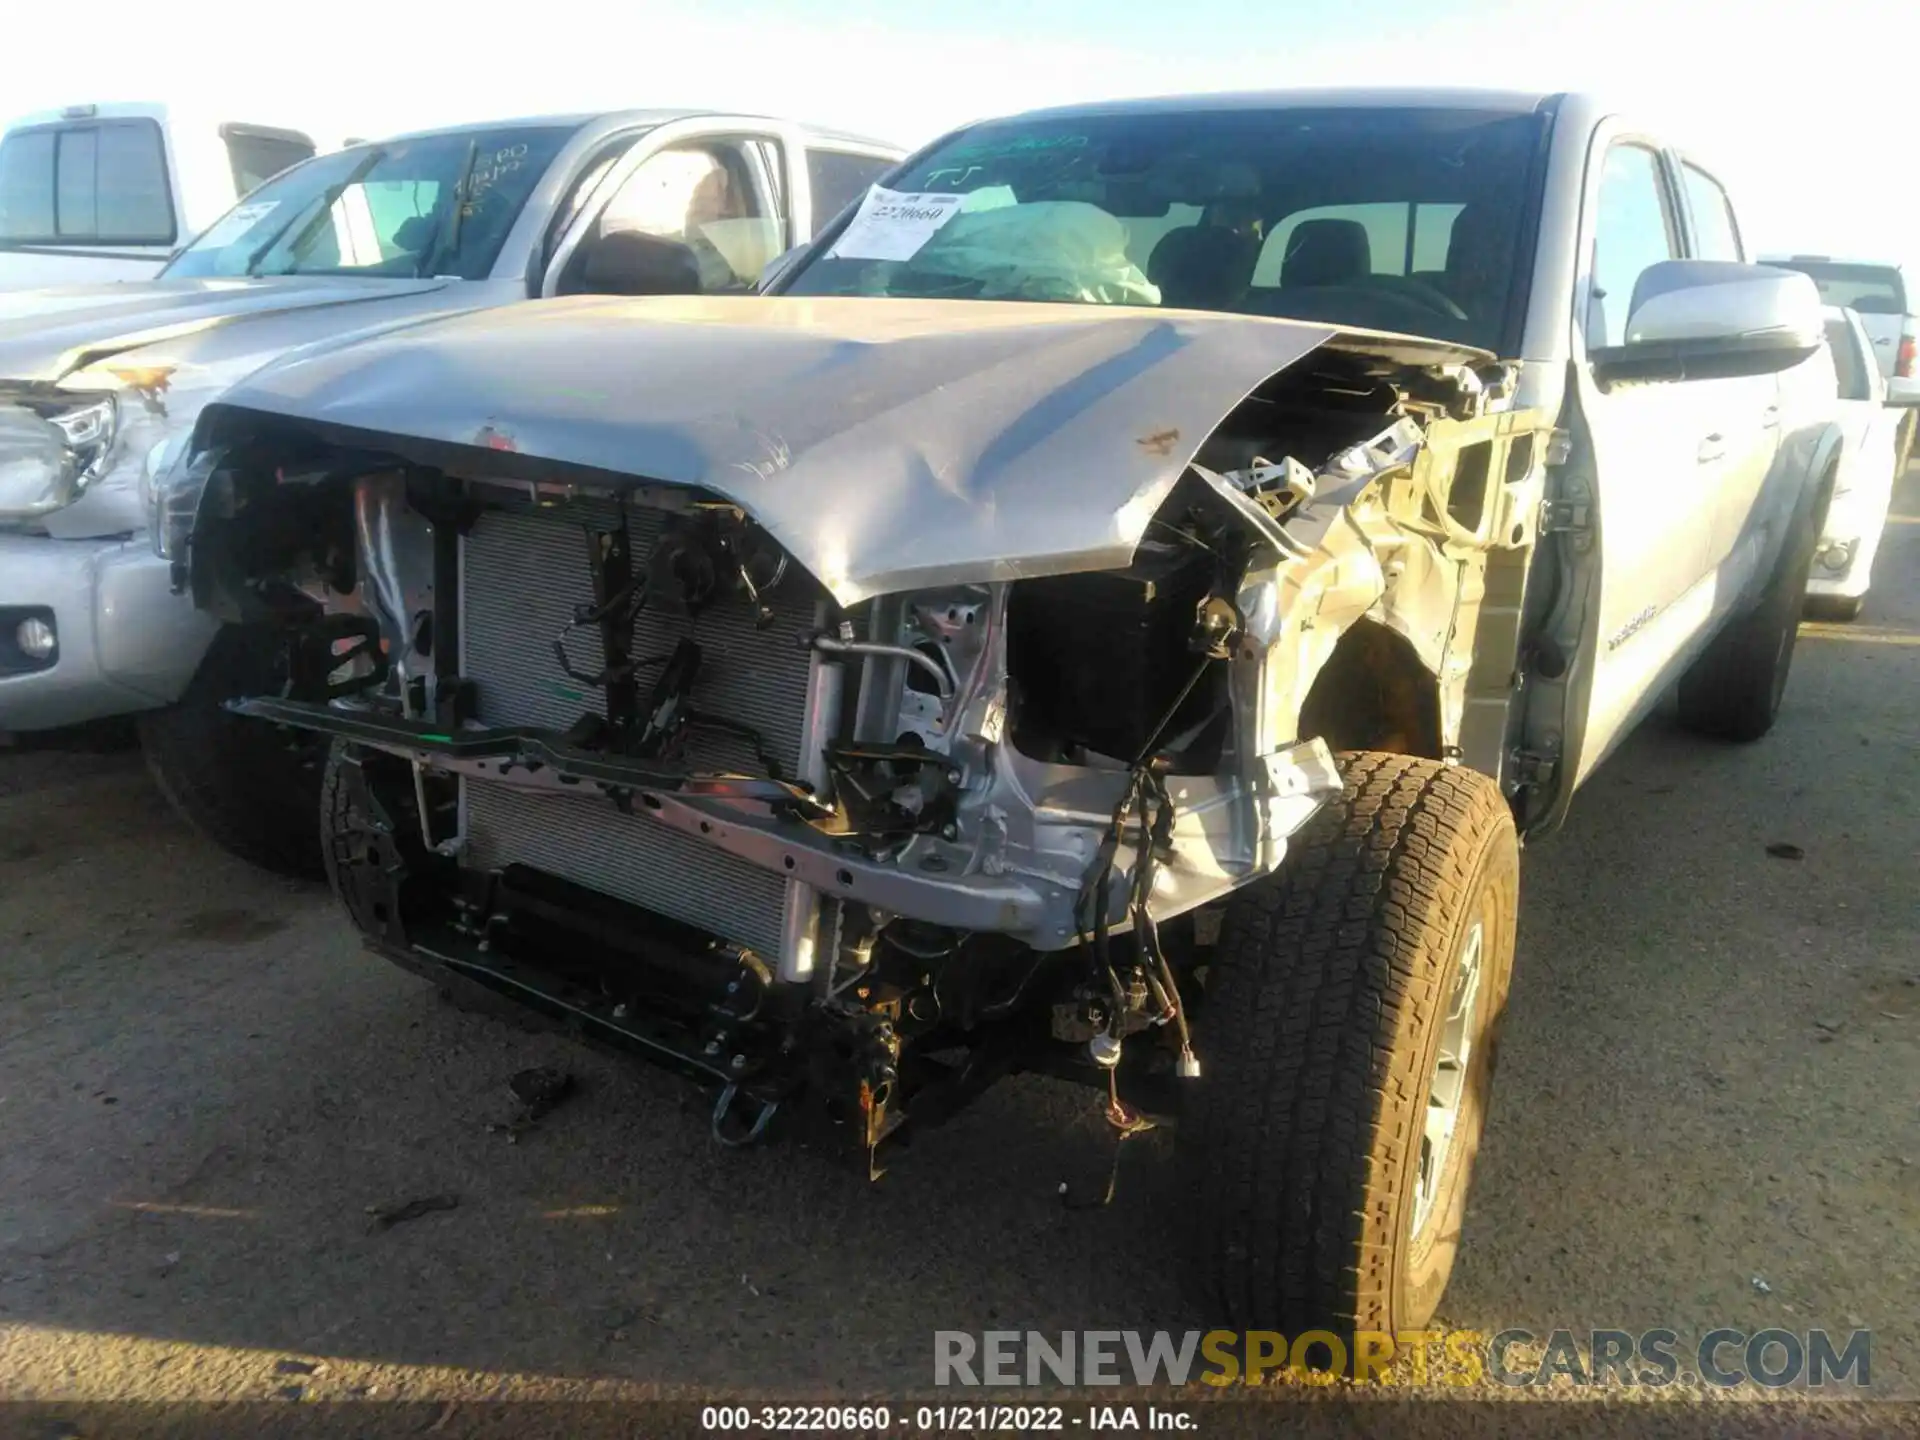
[0,103,318,290]
[1765,254,1920,469]
[0,108,904,878]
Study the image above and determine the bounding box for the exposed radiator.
[459,496,821,959]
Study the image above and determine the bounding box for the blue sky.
[9,0,1917,265]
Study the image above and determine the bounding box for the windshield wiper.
[415,138,478,279]
[245,145,388,276]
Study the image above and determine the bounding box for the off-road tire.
[1675,493,1822,743]
[140,625,325,879]
[1184,751,1519,1340]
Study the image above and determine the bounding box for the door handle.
[1697,433,1726,464]
[1761,405,1780,429]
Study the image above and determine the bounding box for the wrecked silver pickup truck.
[171,90,1838,1341]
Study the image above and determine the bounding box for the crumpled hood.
[0,276,457,383]
[202,294,1429,601]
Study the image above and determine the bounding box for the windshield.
[781,106,1546,352]
[163,124,580,281]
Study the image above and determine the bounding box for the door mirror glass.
[576,229,704,296]
[1592,260,1823,383]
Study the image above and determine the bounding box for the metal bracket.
[1539,498,1591,535]
[1507,747,1558,789]
[288,614,389,702]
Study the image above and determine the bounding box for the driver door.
[542,120,803,299]
[1565,138,1718,787]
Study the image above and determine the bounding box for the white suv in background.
[1765,255,1919,467]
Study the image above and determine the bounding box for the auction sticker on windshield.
[826,186,965,262]
[191,201,280,252]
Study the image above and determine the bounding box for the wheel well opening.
[1813,456,1840,535]
[1297,619,1443,759]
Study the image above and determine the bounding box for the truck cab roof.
[1007,86,1563,123]
[372,110,899,154]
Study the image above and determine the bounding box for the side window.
[1680,163,1742,263]
[0,129,56,238]
[540,142,630,274]
[55,129,99,237]
[594,142,776,292]
[1589,144,1678,348]
[223,128,313,196]
[94,123,174,239]
[806,149,893,224]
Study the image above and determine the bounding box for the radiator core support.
[459,495,822,971]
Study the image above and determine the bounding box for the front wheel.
[1183,751,1519,1339]
[139,625,326,879]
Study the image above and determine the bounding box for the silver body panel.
[200,295,1490,604]
[0,531,217,729]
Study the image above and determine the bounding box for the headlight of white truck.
[0,395,118,520]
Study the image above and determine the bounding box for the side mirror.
[578,229,703,298]
[1592,260,1824,384]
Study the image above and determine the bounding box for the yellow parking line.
[1799,625,1920,645]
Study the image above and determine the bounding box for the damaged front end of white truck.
[174,296,1549,1178]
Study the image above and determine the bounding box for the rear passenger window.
[0,120,173,244]
[0,128,56,238]
[94,124,173,240]
[1589,143,1677,348]
[807,150,894,224]
[55,129,99,237]
[1681,163,1742,262]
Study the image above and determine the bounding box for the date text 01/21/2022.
[699,1404,1196,1431]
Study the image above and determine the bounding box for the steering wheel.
[1357,273,1470,321]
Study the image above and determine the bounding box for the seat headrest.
[1443,205,1513,280]
[391,214,435,256]
[1280,218,1372,288]
[580,228,703,296]
[1148,224,1260,310]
